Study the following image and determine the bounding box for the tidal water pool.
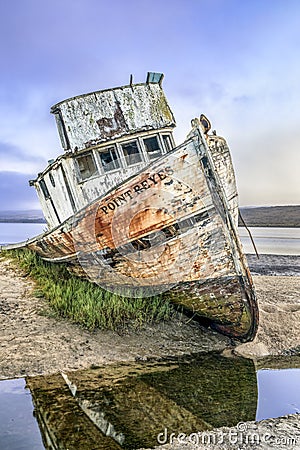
[0,378,44,450]
[256,367,300,420]
[0,354,300,449]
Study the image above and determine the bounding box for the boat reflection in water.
[26,353,257,449]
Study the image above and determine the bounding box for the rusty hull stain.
[26,131,258,342]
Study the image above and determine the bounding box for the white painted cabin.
[30,73,177,229]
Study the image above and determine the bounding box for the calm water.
[239,226,300,255]
[0,223,299,256]
[0,355,300,449]
[257,368,300,420]
[0,378,44,449]
[0,223,45,245]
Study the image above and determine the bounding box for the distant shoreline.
[0,219,46,224]
[239,205,300,228]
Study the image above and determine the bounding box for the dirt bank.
[0,257,299,379]
[0,257,230,379]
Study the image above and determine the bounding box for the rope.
[238,210,260,259]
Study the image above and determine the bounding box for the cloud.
[230,128,300,206]
[0,0,299,209]
[0,171,40,210]
[0,141,46,174]
[0,88,63,174]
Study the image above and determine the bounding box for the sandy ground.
[0,256,299,379]
[0,257,232,380]
[235,274,300,358]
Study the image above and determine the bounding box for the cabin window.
[76,153,98,181]
[99,146,120,173]
[143,136,162,160]
[162,134,173,152]
[121,141,142,166]
[39,179,50,199]
[49,173,55,187]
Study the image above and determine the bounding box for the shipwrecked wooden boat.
[4,72,258,341]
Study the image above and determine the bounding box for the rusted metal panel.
[51,83,175,152]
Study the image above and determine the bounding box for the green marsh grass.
[4,249,173,330]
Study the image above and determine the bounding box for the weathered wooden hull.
[4,124,258,341]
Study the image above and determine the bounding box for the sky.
[0,0,299,210]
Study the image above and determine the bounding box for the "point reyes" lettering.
[100,166,174,215]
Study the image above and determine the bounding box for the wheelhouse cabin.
[30,73,176,229]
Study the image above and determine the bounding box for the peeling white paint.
[32,81,238,236]
[52,83,175,152]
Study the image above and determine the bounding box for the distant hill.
[0,210,46,223]
[239,205,300,227]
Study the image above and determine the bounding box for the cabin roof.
[50,81,161,111]
[50,78,176,152]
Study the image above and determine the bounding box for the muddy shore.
[1,255,299,379]
[0,256,232,380]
